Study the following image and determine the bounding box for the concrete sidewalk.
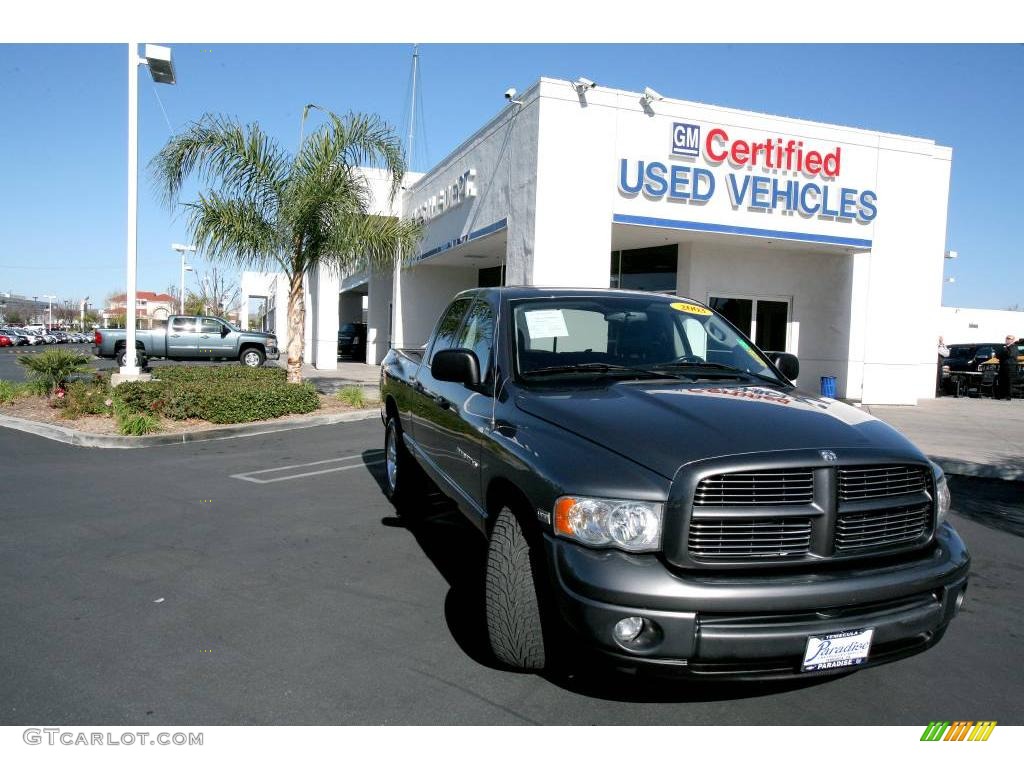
[866,398,1024,481]
[300,360,380,395]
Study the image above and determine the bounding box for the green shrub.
[110,366,318,425]
[0,379,31,404]
[336,385,367,408]
[17,349,92,396]
[114,380,170,414]
[116,409,161,435]
[61,381,114,419]
[188,382,320,423]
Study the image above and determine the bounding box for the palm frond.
[150,114,289,213]
[185,193,286,272]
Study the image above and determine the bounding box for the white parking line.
[230,452,385,484]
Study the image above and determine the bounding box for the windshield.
[512,295,782,383]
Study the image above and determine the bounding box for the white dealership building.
[242,77,958,405]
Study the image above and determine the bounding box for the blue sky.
[0,43,1021,310]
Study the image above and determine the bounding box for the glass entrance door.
[709,295,791,352]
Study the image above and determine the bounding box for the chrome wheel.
[386,424,399,492]
[243,350,261,367]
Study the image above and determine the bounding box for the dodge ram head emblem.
[820,450,838,462]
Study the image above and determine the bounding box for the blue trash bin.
[820,376,837,398]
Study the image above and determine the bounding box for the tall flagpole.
[406,44,418,166]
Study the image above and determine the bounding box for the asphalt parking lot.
[0,343,237,383]
[1,419,1022,725]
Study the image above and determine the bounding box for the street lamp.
[122,43,177,378]
[42,294,56,330]
[172,243,197,313]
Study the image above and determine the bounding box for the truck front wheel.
[485,506,547,671]
[240,348,265,367]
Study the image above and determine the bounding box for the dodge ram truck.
[93,315,279,368]
[380,288,969,679]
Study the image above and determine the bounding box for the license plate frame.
[801,627,874,672]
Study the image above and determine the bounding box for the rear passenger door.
[167,317,200,358]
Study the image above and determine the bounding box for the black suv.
[337,322,367,362]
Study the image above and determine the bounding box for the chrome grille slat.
[835,504,930,551]
[687,517,812,559]
[694,470,813,507]
[838,465,928,501]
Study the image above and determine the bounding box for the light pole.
[172,243,196,313]
[42,294,56,330]
[122,43,177,378]
[80,296,90,333]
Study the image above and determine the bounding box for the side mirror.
[770,352,800,381]
[432,348,480,387]
[221,326,230,337]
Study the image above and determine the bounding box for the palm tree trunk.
[286,270,305,384]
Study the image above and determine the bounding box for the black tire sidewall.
[485,505,548,671]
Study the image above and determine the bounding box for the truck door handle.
[171,334,180,338]
[200,334,210,338]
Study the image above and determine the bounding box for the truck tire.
[240,348,265,367]
[485,506,547,671]
[384,415,422,508]
[115,348,145,368]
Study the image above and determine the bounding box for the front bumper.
[265,346,280,360]
[544,523,969,679]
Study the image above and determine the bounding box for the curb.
[0,408,381,449]
[929,456,1024,484]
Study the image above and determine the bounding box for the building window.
[709,295,791,352]
[610,244,678,292]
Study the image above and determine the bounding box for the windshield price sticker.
[524,309,569,338]
[802,627,874,672]
[670,301,712,316]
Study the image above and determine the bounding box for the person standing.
[995,335,1018,400]
[936,336,950,397]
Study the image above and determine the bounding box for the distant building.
[104,292,176,329]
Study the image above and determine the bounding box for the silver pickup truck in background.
[93,315,279,368]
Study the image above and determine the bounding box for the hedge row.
[153,366,287,384]
[114,367,319,424]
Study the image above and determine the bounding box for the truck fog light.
[955,588,967,614]
[614,616,645,644]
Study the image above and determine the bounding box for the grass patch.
[116,409,161,435]
[0,379,32,404]
[336,385,368,409]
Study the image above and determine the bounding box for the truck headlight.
[554,496,663,552]
[931,463,951,525]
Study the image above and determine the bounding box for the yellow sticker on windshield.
[670,301,712,316]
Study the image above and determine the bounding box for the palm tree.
[151,109,422,383]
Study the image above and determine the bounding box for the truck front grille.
[688,517,812,559]
[684,463,934,566]
[835,504,931,551]
[693,470,814,507]
[838,465,928,500]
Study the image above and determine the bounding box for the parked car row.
[0,328,92,346]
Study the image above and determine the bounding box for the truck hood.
[515,381,924,479]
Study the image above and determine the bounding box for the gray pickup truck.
[380,287,969,679]
[93,315,279,368]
